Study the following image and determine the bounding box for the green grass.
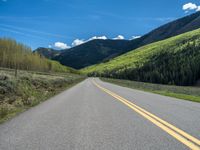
[0,69,86,123]
[101,78,200,103]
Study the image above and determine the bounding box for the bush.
[0,80,15,94]
[0,103,9,118]
[22,96,35,106]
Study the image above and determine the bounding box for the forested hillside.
[0,38,77,74]
[83,28,200,86]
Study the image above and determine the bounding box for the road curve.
[0,78,200,150]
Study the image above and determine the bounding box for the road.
[0,78,200,150]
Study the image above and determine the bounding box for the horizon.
[0,0,200,50]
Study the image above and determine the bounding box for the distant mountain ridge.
[34,11,200,69]
[34,47,63,59]
[134,11,200,46]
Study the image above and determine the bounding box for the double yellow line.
[92,80,200,150]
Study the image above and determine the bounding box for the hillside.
[53,39,130,69]
[0,38,78,74]
[35,12,200,69]
[83,28,200,86]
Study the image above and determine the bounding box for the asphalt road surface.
[0,78,200,150]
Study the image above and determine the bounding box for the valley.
[1,4,200,149]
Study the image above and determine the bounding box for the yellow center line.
[92,80,200,150]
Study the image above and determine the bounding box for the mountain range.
[34,11,200,69]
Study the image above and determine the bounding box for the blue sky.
[0,0,200,49]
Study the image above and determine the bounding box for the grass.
[0,69,86,123]
[101,78,200,103]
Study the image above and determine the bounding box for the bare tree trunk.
[15,64,17,77]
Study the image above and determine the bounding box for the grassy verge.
[0,69,86,123]
[101,78,200,103]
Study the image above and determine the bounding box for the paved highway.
[0,78,200,150]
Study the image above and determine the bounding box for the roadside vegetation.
[0,69,85,123]
[83,28,200,86]
[0,38,86,123]
[101,78,200,103]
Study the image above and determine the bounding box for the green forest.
[0,38,77,74]
[83,28,200,86]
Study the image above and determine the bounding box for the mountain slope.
[36,12,200,69]
[83,28,200,86]
[131,11,200,47]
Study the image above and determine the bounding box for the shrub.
[0,103,9,118]
[22,96,35,106]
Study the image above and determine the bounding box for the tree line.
[0,38,75,74]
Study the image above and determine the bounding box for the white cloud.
[89,36,107,40]
[183,3,197,10]
[113,35,125,40]
[182,3,200,12]
[71,36,107,47]
[72,39,85,46]
[197,6,200,11]
[130,35,141,40]
[54,42,70,49]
